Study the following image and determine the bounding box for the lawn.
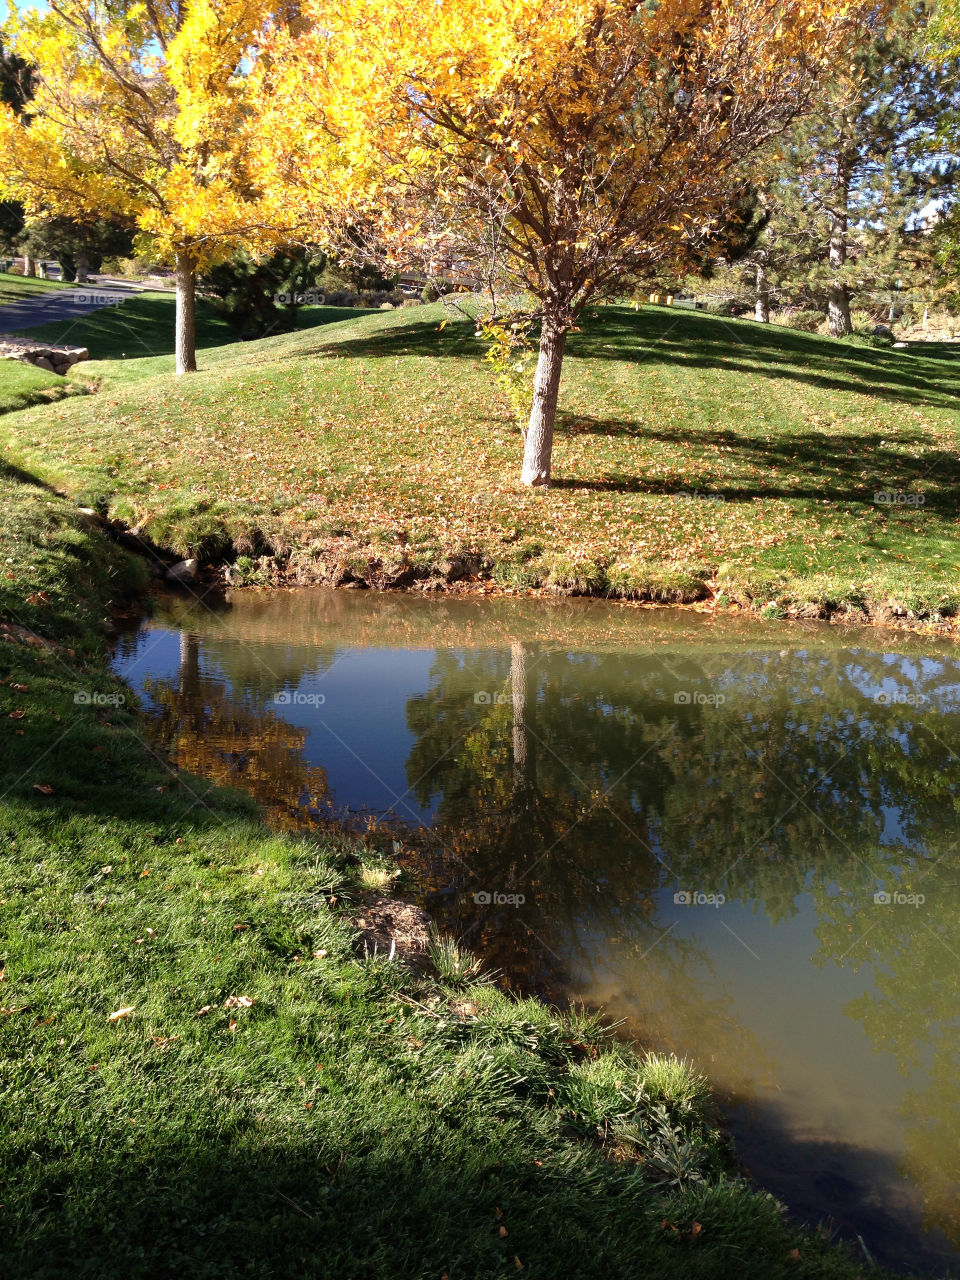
[0,357,88,415]
[3,297,958,618]
[0,268,71,306]
[0,458,887,1280]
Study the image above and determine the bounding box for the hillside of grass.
[0,457,891,1280]
[0,357,89,415]
[0,269,72,305]
[4,298,960,619]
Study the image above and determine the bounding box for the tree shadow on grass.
[565,308,960,413]
[3,1103,942,1279]
[304,305,959,413]
[553,415,960,517]
[298,314,486,363]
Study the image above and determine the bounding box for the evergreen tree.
[770,7,958,336]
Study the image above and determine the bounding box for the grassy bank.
[3,298,959,621]
[0,269,71,305]
[0,462,891,1279]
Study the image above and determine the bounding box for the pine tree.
[768,7,959,336]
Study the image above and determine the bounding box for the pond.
[112,588,960,1276]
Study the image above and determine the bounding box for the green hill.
[4,298,959,619]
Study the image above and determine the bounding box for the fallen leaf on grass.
[224,995,256,1008]
[8,710,25,720]
[32,783,54,795]
[194,1005,214,1017]
[108,1006,135,1022]
[690,1222,702,1239]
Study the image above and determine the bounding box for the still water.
[113,589,960,1276]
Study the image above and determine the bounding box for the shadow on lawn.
[4,1103,937,1279]
[307,306,959,413]
[554,416,960,515]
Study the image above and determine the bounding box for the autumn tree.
[257,0,876,485]
[0,1,274,373]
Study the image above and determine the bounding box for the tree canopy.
[256,0,883,484]
[0,0,275,371]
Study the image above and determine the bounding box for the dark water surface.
[112,589,960,1276]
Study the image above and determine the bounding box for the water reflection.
[113,589,960,1275]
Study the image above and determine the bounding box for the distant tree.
[768,9,959,336]
[256,0,874,486]
[201,248,328,337]
[18,216,134,282]
[0,1,276,373]
[0,36,34,115]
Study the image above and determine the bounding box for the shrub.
[783,307,824,333]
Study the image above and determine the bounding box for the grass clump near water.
[2,296,959,619]
[0,459,893,1279]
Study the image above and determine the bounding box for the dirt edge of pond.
[90,511,960,642]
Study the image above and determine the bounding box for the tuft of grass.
[357,863,399,892]
[428,930,488,989]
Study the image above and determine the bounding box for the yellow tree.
[0,0,274,373]
[258,0,881,484]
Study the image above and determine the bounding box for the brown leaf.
[690,1221,702,1239]
[8,710,25,719]
[499,1226,508,1238]
[224,994,256,1008]
[194,1004,214,1017]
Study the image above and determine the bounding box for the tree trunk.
[521,319,567,486]
[175,250,198,374]
[511,641,528,797]
[754,262,770,323]
[76,251,89,284]
[828,144,853,339]
[22,255,35,278]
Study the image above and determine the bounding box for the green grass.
[0,459,889,1279]
[0,269,72,306]
[0,358,90,415]
[3,297,959,618]
[12,293,374,385]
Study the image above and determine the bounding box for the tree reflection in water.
[122,595,960,1260]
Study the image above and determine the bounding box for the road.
[0,281,145,335]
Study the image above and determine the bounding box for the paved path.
[0,281,145,334]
